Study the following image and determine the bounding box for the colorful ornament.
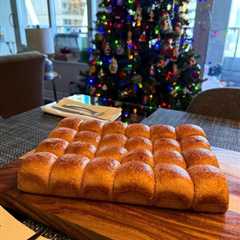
[109,57,118,74]
[127,30,133,44]
[150,65,155,75]
[116,45,125,55]
[98,68,105,78]
[174,22,182,35]
[89,65,97,75]
[149,9,155,22]
[139,31,147,42]
[103,42,111,55]
[102,84,108,90]
[189,56,197,66]
[160,11,172,32]
[86,0,202,112]
[135,6,142,27]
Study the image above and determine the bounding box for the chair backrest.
[187,88,240,121]
[0,51,45,118]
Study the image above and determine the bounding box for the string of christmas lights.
[86,0,204,112]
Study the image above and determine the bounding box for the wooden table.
[0,107,240,239]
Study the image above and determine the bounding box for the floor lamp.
[26,27,58,102]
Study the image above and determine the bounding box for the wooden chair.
[187,88,240,121]
[0,52,45,118]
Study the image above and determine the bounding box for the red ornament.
[139,31,147,42]
[119,71,127,79]
[166,71,175,81]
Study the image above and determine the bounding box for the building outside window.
[224,0,240,58]
[221,0,240,86]
[55,0,88,34]
[23,0,49,27]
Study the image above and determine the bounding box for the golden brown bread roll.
[150,124,176,141]
[176,124,206,140]
[17,119,229,213]
[81,157,120,200]
[18,152,57,194]
[153,138,181,153]
[113,161,154,205]
[154,163,194,209]
[121,149,154,167]
[154,150,186,169]
[102,121,126,135]
[74,131,101,147]
[99,133,127,148]
[79,119,104,134]
[125,123,150,138]
[35,138,68,157]
[48,127,77,142]
[49,154,89,197]
[66,141,96,159]
[57,117,82,130]
[183,148,219,168]
[188,165,229,213]
[96,146,127,162]
[180,135,211,151]
[125,136,152,151]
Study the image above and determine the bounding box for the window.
[22,0,49,27]
[55,0,88,34]
[224,0,240,57]
[0,0,16,55]
[186,0,197,39]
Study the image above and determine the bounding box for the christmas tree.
[86,0,202,111]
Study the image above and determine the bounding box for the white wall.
[0,0,16,55]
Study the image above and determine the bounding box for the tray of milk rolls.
[17,117,229,213]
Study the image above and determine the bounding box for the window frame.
[12,0,95,52]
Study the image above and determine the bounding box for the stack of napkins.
[41,95,122,122]
[0,206,48,239]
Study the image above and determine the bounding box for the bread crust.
[96,146,127,162]
[18,152,57,194]
[99,133,127,148]
[66,141,96,159]
[17,118,228,213]
[102,121,126,135]
[49,154,90,197]
[48,127,77,142]
[188,165,229,213]
[153,138,181,153]
[176,124,206,139]
[183,148,219,168]
[150,124,176,141]
[57,117,82,130]
[81,157,120,200]
[180,135,211,151]
[113,161,155,205]
[125,136,152,151]
[74,131,101,147]
[154,150,186,169]
[154,163,194,209]
[35,138,68,157]
[79,120,104,134]
[125,123,150,138]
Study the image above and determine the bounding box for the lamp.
[26,27,58,102]
[25,27,54,54]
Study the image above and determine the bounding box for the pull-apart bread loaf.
[18,119,229,213]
